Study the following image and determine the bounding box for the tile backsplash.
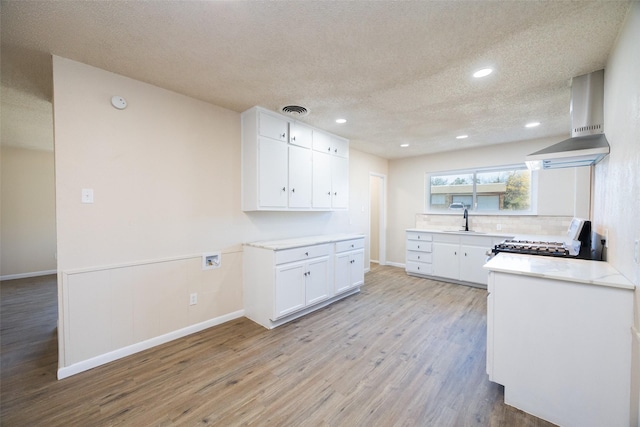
[415,214,573,236]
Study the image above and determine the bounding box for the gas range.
[491,218,594,259]
[492,239,572,257]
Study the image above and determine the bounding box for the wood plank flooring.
[1,265,557,426]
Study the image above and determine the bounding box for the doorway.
[369,173,386,268]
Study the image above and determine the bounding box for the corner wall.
[52,56,387,376]
[594,3,640,424]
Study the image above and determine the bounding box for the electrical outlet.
[496,224,502,231]
[189,293,197,305]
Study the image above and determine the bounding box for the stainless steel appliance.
[491,219,594,260]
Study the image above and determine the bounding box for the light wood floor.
[1,265,556,426]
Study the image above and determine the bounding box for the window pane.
[426,166,532,213]
[476,169,530,211]
[429,173,474,211]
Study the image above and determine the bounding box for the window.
[426,165,534,213]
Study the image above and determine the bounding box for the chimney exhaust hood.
[526,70,610,170]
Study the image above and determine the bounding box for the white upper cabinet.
[242,106,349,211]
[288,145,312,208]
[258,111,288,142]
[290,121,313,149]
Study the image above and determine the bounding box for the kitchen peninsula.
[484,253,635,427]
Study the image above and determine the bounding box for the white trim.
[1,269,57,281]
[57,309,245,380]
[369,172,387,266]
[63,250,242,275]
[386,261,406,269]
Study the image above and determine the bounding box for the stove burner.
[493,239,570,257]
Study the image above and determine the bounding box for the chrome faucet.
[463,208,469,231]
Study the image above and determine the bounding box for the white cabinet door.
[258,137,288,208]
[312,151,332,208]
[331,156,349,209]
[334,252,351,294]
[433,242,460,280]
[259,111,288,142]
[305,256,330,305]
[288,145,312,208]
[332,136,349,158]
[274,262,306,319]
[349,250,365,287]
[460,244,490,284]
[312,130,332,153]
[290,122,313,149]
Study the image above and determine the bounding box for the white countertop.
[484,253,635,290]
[406,228,512,238]
[245,233,365,250]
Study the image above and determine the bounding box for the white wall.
[594,3,640,424]
[52,56,387,376]
[386,139,591,264]
[1,146,57,278]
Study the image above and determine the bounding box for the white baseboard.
[1,269,57,281]
[57,309,245,380]
[386,261,406,269]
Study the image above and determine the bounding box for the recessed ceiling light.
[473,68,493,78]
[400,143,410,148]
[525,122,541,128]
[335,118,347,124]
[456,135,469,139]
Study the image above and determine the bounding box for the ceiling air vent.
[281,105,309,117]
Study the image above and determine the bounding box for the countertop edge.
[406,228,513,238]
[484,253,635,291]
[245,234,365,250]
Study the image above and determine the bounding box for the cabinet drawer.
[275,243,332,265]
[336,238,364,253]
[407,231,433,241]
[407,251,432,263]
[406,241,432,252]
[406,262,433,275]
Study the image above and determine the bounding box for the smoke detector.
[280,105,309,117]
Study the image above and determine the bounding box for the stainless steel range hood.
[526,70,610,170]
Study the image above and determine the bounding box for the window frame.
[424,164,538,215]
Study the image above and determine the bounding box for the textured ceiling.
[0,1,631,158]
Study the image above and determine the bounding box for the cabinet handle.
[327,147,331,152]
[305,252,309,256]
[292,136,296,141]
[418,255,420,259]
[454,251,457,255]
[281,133,286,139]
[304,272,308,276]
[417,245,420,249]
[351,244,354,247]
[282,187,286,192]
[327,191,331,195]
[307,271,311,276]
[334,192,337,196]
[291,188,295,193]
[418,236,421,239]
[334,148,338,153]
[465,252,468,256]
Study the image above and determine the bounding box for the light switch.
[82,189,94,204]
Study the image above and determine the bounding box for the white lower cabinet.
[244,235,365,329]
[487,270,634,427]
[334,239,364,294]
[406,229,509,287]
[274,256,330,318]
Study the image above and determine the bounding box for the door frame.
[369,173,387,265]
